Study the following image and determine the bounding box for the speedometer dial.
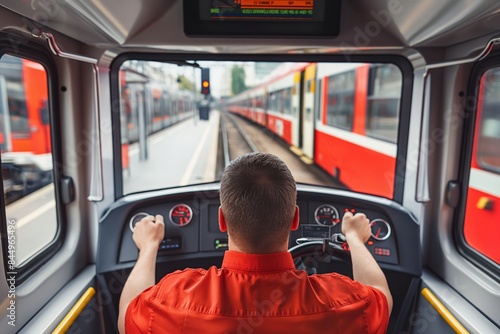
[314,204,340,226]
[370,219,391,240]
[129,212,149,232]
[169,204,193,226]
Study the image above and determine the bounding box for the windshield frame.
[110,53,414,204]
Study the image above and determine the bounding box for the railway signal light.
[201,68,210,95]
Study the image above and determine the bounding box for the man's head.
[219,153,298,253]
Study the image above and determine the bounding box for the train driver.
[118,152,393,333]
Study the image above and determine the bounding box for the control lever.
[296,237,324,244]
[331,233,346,243]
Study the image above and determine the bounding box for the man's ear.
[291,205,299,231]
[219,207,227,232]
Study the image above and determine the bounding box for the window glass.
[6,82,29,134]
[276,90,283,113]
[268,91,278,112]
[118,60,403,199]
[326,70,355,130]
[270,88,292,114]
[0,55,57,267]
[306,80,312,93]
[256,95,264,109]
[366,65,402,143]
[478,69,500,171]
[463,67,500,265]
[283,88,292,114]
[315,79,322,121]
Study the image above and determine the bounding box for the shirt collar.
[222,250,296,272]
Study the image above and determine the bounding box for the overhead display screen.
[201,0,323,22]
[184,0,340,37]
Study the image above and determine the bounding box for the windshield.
[118,60,403,199]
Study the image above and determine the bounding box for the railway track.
[217,110,340,188]
[220,111,259,166]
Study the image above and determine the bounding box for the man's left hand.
[133,214,165,251]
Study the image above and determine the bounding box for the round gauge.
[129,212,150,232]
[169,204,193,226]
[370,219,391,241]
[314,204,340,226]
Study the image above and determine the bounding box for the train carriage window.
[280,90,284,114]
[0,55,58,268]
[283,88,292,114]
[256,95,264,109]
[5,83,29,135]
[366,65,402,143]
[315,79,322,122]
[152,89,162,118]
[463,67,500,266]
[326,71,355,130]
[277,90,283,114]
[268,91,278,112]
[306,80,313,93]
[116,59,406,200]
[477,69,500,171]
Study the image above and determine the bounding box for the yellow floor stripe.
[52,287,96,334]
[421,288,469,334]
[289,146,303,156]
[300,156,314,165]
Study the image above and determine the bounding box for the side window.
[277,90,284,114]
[366,64,402,143]
[268,91,277,112]
[463,67,500,265]
[315,79,322,121]
[283,88,292,115]
[257,95,264,109]
[306,79,313,93]
[0,55,58,269]
[326,70,355,130]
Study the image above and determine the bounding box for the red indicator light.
[374,247,391,256]
[350,209,355,213]
[368,241,374,246]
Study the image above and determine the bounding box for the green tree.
[177,75,195,91]
[231,66,247,95]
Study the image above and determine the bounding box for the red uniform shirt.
[126,251,389,333]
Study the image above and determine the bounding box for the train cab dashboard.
[97,182,420,332]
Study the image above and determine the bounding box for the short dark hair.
[220,153,297,252]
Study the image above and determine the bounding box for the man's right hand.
[341,212,371,244]
[341,211,393,315]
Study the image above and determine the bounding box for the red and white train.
[464,68,500,264]
[0,58,198,201]
[226,62,499,263]
[226,62,401,199]
[0,55,52,201]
